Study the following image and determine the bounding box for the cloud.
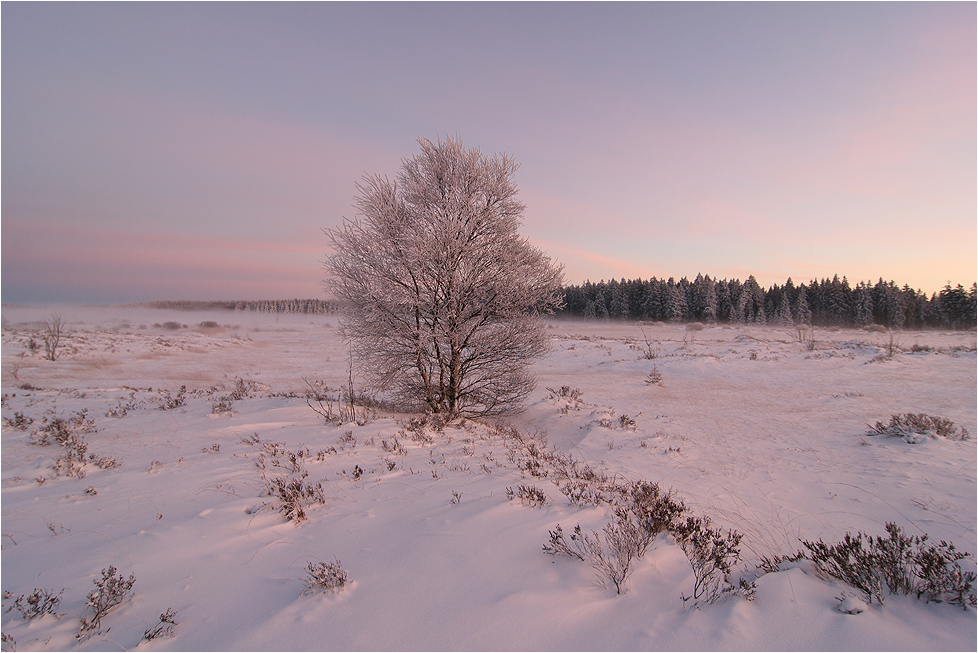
[2,221,325,303]
[4,78,403,234]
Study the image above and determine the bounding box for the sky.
[2,2,975,304]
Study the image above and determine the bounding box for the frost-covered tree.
[642,279,668,321]
[741,275,766,324]
[716,280,734,322]
[594,289,610,320]
[775,290,794,326]
[608,282,630,320]
[939,283,972,329]
[824,275,851,326]
[666,279,688,322]
[690,274,718,323]
[794,285,812,326]
[854,283,874,327]
[325,136,564,417]
[732,287,748,324]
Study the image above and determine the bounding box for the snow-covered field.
[2,305,975,651]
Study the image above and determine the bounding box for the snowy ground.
[2,305,975,651]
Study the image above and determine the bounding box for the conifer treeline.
[142,299,339,314]
[558,275,977,329]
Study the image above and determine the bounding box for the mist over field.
[2,304,974,651]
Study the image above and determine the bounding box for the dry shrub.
[77,566,135,639]
[867,413,970,442]
[142,608,178,641]
[544,481,690,595]
[4,588,63,619]
[266,475,325,523]
[303,558,349,594]
[506,484,548,507]
[803,523,976,608]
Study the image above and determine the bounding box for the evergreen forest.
[558,275,977,330]
[139,299,340,314]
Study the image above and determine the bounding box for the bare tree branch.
[325,136,564,417]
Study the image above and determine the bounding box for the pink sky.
[2,3,974,303]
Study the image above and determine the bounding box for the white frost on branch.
[325,136,564,417]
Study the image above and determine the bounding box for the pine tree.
[794,285,812,325]
[776,290,794,326]
[691,274,719,323]
[733,287,748,324]
[939,283,970,328]
[968,283,977,325]
[666,279,687,322]
[824,275,850,326]
[716,280,734,323]
[854,283,874,327]
[583,300,597,320]
[594,289,610,320]
[640,281,661,321]
[741,276,765,324]
[608,281,630,319]
[885,282,905,329]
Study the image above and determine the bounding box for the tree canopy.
[325,136,564,416]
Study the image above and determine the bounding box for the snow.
[2,305,975,651]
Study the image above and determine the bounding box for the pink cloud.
[3,221,325,300]
[534,241,660,284]
[18,78,403,227]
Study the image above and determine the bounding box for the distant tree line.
[140,299,339,314]
[558,275,977,330]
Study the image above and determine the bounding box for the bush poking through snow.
[303,558,349,594]
[544,508,655,594]
[41,314,66,361]
[381,435,406,455]
[266,475,326,523]
[36,415,121,478]
[547,386,582,401]
[644,366,663,385]
[1,412,33,430]
[77,566,135,639]
[506,484,548,507]
[547,386,585,413]
[142,608,178,642]
[3,588,63,620]
[105,391,142,418]
[802,522,977,608]
[52,432,89,478]
[303,378,354,425]
[544,524,586,561]
[31,417,71,447]
[672,515,747,606]
[88,453,121,470]
[867,413,970,441]
[157,386,187,410]
[252,437,326,522]
[627,481,687,536]
[543,486,686,596]
[639,329,659,360]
